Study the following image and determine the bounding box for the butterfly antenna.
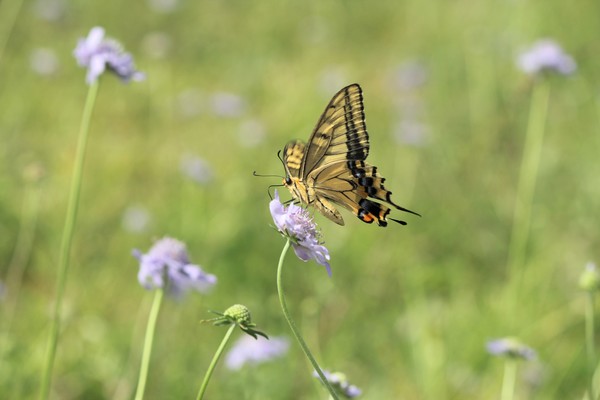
[253,171,284,179]
[266,183,284,200]
[277,150,285,167]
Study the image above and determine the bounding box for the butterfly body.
[282,84,420,227]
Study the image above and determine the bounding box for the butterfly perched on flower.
[281,83,420,227]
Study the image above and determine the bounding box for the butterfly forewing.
[282,83,419,226]
[300,84,369,177]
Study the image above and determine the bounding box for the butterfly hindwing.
[310,160,416,226]
[282,83,419,226]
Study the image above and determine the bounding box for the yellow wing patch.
[282,84,420,227]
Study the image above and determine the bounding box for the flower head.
[579,262,600,292]
[313,370,362,398]
[517,39,576,76]
[74,26,145,84]
[132,237,216,298]
[202,304,268,340]
[225,335,289,370]
[486,337,536,361]
[269,190,331,275]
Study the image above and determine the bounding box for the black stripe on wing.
[301,84,370,177]
[311,161,420,226]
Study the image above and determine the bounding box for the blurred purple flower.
[313,370,362,398]
[148,0,179,13]
[225,335,289,370]
[30,48,59,76]
[141,32,172,60]
[392,60,428,91]
[270,190,331,276]
[73,26,145,85]
[210,92,246,118]
[393,119,430,147]
[122,205,151,233]
[180,154,214,185]
[238,119,266,148]
[34,0,66,22]
[176,89,205,118]
[132,237,216,298]
[517,39,576,76]
[486,337,536,361]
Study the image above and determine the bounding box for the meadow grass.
[1,0,600,398]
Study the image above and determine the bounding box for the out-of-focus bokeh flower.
[486,337,536,361]
[180,154,214,185]
[121,205,151,233]
[176,89,205,118]
[313,369,362,398]
[238,119,266,148]
[225,335,289,370]
[210,92,246,118]
[73,26,145,84]
[392,60,428,91]
[517,39,576,76]
[141,32,172,60]
[33,0,66,21]
[147,0,179,13]
[30,48,59,76]
[133,237,216,298]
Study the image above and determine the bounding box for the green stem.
[3,173,42,325]
[39,81,99,400]
[134,288,165,400]
[587,292,596,396]
[276,239,339,400]
[507,80,550,314]
[500,359,517,400]
[196,324,236,400]
[0,0,24,67]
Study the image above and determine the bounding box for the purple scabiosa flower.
[269,190,331,276]
[225,335,289,370]
[579,262,600,292]
[313,370,362,398]
[486,337,536,361]
[73,26,145,85]
[132,237,216,298]
[517,39,576,76]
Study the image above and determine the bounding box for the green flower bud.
[579,262,600,292]
[223,304,252,326]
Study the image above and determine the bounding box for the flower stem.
[500,359,517,400]
[39,80,99,400]
[586,292,596,395]
[0,0,24,66]
[3,169,42,329]
[276,239,339,400]
[134,288,165,400]
[507,80,550,318]
[196,324,236,400]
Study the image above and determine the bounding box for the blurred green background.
[2,0,600,398]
